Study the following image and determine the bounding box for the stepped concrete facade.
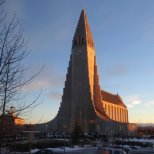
[49,9,129,136]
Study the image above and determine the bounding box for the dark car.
[34,149,59,154]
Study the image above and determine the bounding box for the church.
[49,9,129,136]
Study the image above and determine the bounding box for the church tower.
[49,9,129,135]
[55,9,103,133]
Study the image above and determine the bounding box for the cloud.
[22,66,65,92]
[144,100,154,107]
[106,64,128,77]
[124,95,142,108]
[48,91,61,102]
[127,104,134,108]
[131,99,141,105]
[22,80,49,92]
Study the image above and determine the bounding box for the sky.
[2,0,154,124]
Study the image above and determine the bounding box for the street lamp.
[106,127,109,147]
[63,125,66,154]
[63,134,65,154]
[120,126,124,154]
[96,125,100,147]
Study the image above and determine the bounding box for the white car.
[47,133,54,138]
[98,148,127,154]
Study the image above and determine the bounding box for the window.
[77,37,80,44]
[74,40,77,46]
[82,38,84,44]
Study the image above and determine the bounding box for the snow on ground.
[125,138,154,146]
[31,146,97,153]
[129,148,154,154]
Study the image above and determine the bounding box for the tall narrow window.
[74,40,77,46]
[77,37,80,44]
[82,38,84,45]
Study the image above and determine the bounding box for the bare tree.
[0,0,43,148]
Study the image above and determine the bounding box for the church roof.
[73,9,94,48]
[101,90,126,107]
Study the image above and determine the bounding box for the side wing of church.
[49,9,129,136]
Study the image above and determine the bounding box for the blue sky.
[3,0,154,124]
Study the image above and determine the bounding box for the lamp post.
[106,128,109,147]
[132,125,135,137]
[45,124,48,138]
[120,126,124,154]
[63,125,66,154]
[23,131,40,154]
[122,132,123,154]
[96,125,100,147]
[64,135,65,154]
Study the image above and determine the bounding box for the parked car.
[97,148,127,154]
[47,133,54,138]
[33,149,61,154]
[128,148,154,154]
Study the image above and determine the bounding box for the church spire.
[73,9,94,48]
